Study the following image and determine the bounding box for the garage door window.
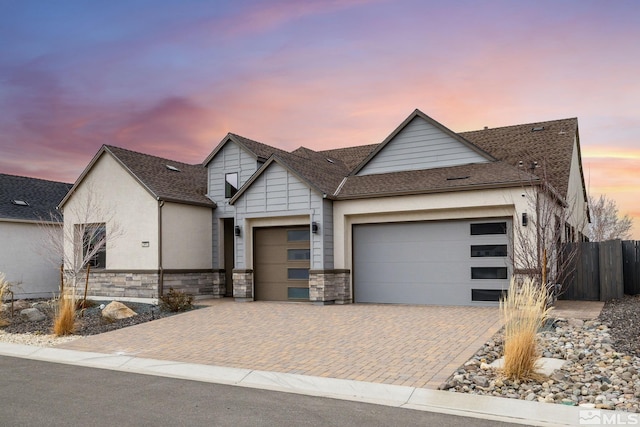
[287,268,310,280]
[288,287,310,299]
[287,249,310,260]
[471,245,508,257]
[471,267,508,279]
[470,222,507,235]
[287,230,309,241]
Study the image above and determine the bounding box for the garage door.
[353,219,511,305]
[254,226,310,301]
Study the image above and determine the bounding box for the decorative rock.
[525,392,536,401]
[101,301,137,321]
[568,319,584,328]
[473,376,490,387]
[20,308,46,322]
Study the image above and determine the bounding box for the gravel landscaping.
[441,294,640,412]
[0,298,193,347]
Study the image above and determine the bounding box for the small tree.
[40,184,124,295]
[587,194,633,242]
[510,158,588,296]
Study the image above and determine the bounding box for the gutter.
[158,199,165,299]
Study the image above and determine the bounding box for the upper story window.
[225,173,238,198]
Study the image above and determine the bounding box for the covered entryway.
[254,226,310,301]
[353,219,511,305]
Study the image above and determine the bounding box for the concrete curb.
[0,342,588,426]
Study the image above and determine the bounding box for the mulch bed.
[0,299,192,336]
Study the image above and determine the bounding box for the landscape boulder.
[102,301,137,321]
[20,308,46,322]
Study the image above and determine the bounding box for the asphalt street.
[0,356,519,426]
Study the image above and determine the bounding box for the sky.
[1,0,639,238]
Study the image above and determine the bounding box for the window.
[81,224,106,268]
[288,249,311,261]
[287,268,310,280]
[470,222,507,235]
[471,267,508,279]
[12,199,29,206]
[287,230,309,242]
[288,287,310,300]
[225,173,238,198]
[472,289,507,302]
[471,245,508,257]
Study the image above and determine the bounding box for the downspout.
[158,199,165,299]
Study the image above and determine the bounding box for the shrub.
[53,290,77,336]
[500,277,553,381]
[159,288,194,312]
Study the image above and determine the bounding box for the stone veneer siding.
[232,269,253,301]
[309,270,351,305]
[67,270,219,300]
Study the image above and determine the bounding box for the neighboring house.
[0,173,72,299]
[58,146,215,302]
[64,109,590,305]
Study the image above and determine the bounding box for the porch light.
[522,213,528,227]
[311,222,319,234]
[234,225,241,237]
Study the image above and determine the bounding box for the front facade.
[64,109,590,305]
[0,174,71,298]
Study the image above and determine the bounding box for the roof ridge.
[461,117,578,133]
[104,145,204,168]
[0,172,72,186]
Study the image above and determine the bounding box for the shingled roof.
[461,117,579,199]
[225,114,581,202]
[0,173,71,222]
[60,145,214,208]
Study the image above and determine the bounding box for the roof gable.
[60,145,214,208]
[203,133,287,166]
[0,173,71,222]
[352,109,494,176]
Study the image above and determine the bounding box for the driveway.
[58,300,502,389]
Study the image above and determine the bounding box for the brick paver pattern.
[59,301,502,389]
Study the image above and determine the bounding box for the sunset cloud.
[1,0,638,237]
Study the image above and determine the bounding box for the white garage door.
[353,219,511,305]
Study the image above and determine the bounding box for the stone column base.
[232,269,254,301]
[309,269,351,304]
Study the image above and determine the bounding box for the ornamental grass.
[500,277,553,381]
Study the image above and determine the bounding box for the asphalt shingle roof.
[460,117,578,198]
[0,173,71,222]
[104,146,214,207]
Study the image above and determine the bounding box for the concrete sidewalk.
[0,342,587,426]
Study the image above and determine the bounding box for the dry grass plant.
[500,277,553,381]
[53,289,77,336]
[0,273,10,326]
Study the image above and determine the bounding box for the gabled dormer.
[204,133,286,215]
[352,109,494,176]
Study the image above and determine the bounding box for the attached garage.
[254,226,311,301]
[353,219,511,305]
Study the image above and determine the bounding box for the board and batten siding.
[233,162,330,271]
[357,117,489,176]
[207,141,260,269]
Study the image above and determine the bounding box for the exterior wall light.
[522,213,528,227]
[311,222,319,234]
[234,225,241,237]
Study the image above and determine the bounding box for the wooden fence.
[560,240,639,301]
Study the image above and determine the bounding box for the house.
[0,173,72,298]
[62,109,590,305]
[58,146,216,302]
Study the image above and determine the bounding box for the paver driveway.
[58,300,502,389]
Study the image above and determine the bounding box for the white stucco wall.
[333,187,534,272]
[0,221,62,298]
[62,154,159,271]
[161,202,212,269]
